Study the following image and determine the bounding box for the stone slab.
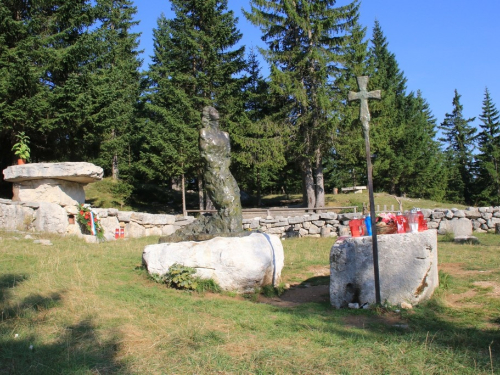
[12,178,85,206]
[330,230,438,308]
[3,162,103,183]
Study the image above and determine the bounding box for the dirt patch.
[343,311,409,330]
[473,281,500,296]
[439,263,493,276]
[258,285,330,307]
[444,289,478,308]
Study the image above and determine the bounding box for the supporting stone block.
[330,230,438,308]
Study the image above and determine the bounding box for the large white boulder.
[142,233,284,293]
[330,230,438,308]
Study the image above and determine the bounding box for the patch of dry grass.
[0,231,498,374]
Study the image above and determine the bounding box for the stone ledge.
[3,162,103,183]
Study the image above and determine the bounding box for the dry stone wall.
[0,197,498,240]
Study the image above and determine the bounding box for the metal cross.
[348,76,382,305]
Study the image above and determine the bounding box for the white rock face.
[33,202,68,234]
[142,233,284,293]
[438,218,472,237]
[3,162,103,183]
[12,179,85,206]
[330,230,438,308]
[100,216,120,238]
[0,204,34,230]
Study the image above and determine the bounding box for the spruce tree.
[439,90,477,204]
[90,0,142,180]
[366,21,409,195]
[474,88,500,205]
[327,20,369,191]
[230,48,287,206]
[245,0,359,208]
[144,1,246,209]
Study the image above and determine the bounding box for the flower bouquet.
[375,212,397,235]
[77,204,104,241]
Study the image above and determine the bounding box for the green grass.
[0,231,499,374]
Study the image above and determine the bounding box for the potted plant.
[12,132,30,164]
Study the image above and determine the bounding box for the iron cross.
[348,76,381,133]
[348,75,382,305]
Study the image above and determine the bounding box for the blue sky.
[133,0,500,130]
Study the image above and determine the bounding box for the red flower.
[79,211,84,215]
[94,218,98,222]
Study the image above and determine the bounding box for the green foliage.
[365,21,445,199]
[164,263,199,290]
[473,88,500,206]
[244,0,360,208]
[142,0,246,202]
[439,90,477,204]
[11,132,30,161]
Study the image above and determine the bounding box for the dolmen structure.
[3,162,103,206]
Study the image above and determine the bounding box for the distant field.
[85,178,467,214]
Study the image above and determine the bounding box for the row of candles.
[349,208,428,237]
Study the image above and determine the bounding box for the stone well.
[330,230,438,308]
[3,162,103,206]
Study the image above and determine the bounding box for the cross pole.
[348,76,382,305]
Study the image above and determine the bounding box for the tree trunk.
[314,151,325,210]
[112,154,119,180]
[256,168,262,207]
[197,170,204,211]
[181,172,187,216]
[301,158,316,209]
[111,129,118,180]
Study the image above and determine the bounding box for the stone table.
[330,230,438,308]
[3,162,103,206]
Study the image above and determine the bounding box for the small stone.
[348,303,360,309]
[401,302,413,310]
[24,234,34,240]
[33,239,53,246]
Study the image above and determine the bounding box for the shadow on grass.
[0,274,129,374]
[277,293,499,372]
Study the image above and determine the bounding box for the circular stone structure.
[3,162,103,206]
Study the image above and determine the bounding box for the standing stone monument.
[145,107,284,292]
[159,106,243,242]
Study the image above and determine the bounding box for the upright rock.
[330,230,438,308]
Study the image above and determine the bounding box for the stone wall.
[0,197,498,240]
[244,207,500,238]
[0,198,195,242]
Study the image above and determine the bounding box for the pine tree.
[90,0,142,180]
[245,0,359,208]
[327,19,369,191]
[439,90,477,204]
[0,0,100,168]
[474,88,500,205]
[144,0,246,209]
[230,48,287,206]
[402,92,447,201]
[366,21,410,195]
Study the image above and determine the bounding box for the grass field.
[0,231,499,374]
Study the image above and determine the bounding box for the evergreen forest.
[1,0,499,208]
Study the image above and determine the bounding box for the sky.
[132,0,500,129]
